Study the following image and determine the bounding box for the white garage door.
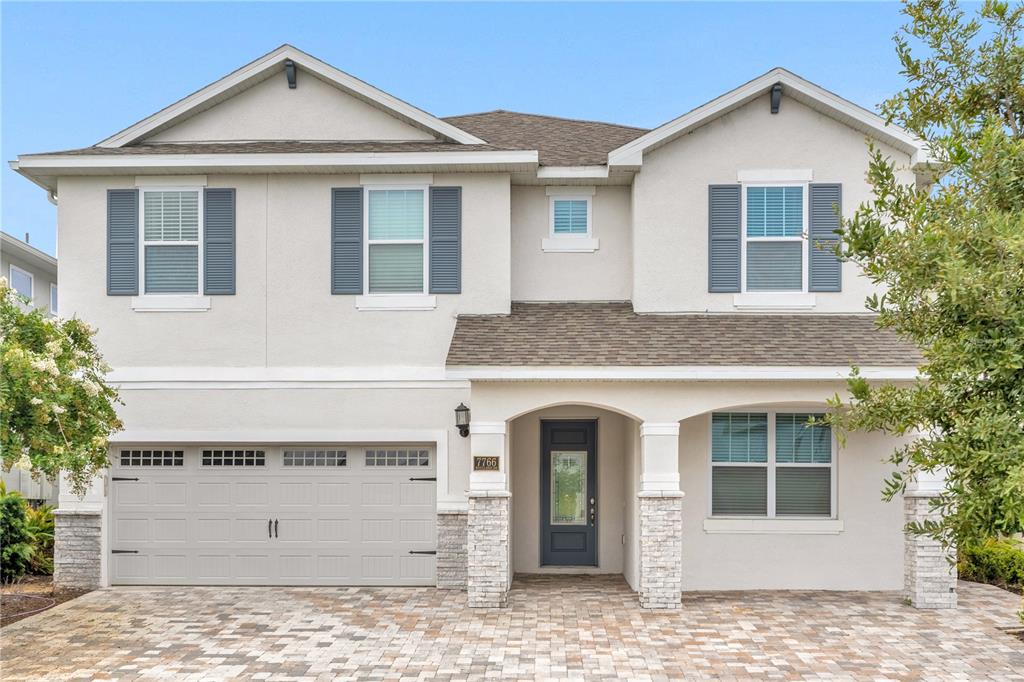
[109,445,436,585]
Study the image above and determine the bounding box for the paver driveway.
[1,576,1021,681]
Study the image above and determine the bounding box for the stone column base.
[54,509,102,592]
[639,492,683,609]
[904,493,957,609]
[467,492,510,608]
[437,510,468,589]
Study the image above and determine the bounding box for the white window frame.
[548,195,593,239]
[8,264,33,302]
[542,186,598,253]
[706,409,837,520]
[362,185,430,297]
[740,183,809,294]
[138,186,204,297]
[49,282,58,315]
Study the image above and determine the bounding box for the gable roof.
[608,67,929,169]
[443,110,648,167]
[97,44,486,148]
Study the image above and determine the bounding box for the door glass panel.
[551,451,587,525]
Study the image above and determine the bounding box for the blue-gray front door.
[540,420,597,566]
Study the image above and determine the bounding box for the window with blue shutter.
[141,189,201,294]
[744,185,804,291]
[366,189,426,293]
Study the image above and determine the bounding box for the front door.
[541,420,597,566]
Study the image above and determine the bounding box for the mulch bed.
[1,576,89,627]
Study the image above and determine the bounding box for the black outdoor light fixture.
[455,403,471,438]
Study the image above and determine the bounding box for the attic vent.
[285,60,297,89]
[770,83,782,114]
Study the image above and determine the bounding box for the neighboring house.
[12,45,955,609]
[1,231,59,505]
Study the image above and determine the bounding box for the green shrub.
[0,490,34,582]
[959,538,1024,591]
[25,504,55,575]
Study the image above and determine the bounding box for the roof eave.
[445,365,920,381]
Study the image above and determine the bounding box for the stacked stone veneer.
[639,493,683,609]
[437,510,468,589]
[467,492,510,607]
[54,510,102,591]
[904,494,957,609]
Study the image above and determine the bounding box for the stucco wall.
[57,172,511,368]
[509,405,634,574]
[631,93,914,313]
[510,186,632,301]
[147,68,435,142]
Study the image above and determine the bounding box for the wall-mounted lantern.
[455,403,471,438]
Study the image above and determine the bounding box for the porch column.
[466,421,511,608]
[904,469,957,609]
[638,422,683,609]
[54,471,107,592]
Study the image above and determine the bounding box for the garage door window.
[201,449,266,466]
[283,449,347,467]
[365,449,430,467]
[119,449,184,467]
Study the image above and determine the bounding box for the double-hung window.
[711,411,834,517]
[365,187,427,294]
[9,265,33,301]
[743,185,806,292]
[141,189,202,294]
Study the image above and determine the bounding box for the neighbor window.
[142,189,201,294]
[744,185,805,291]
[550,197,591,236]
[366,188,426,294]
[9,265,33,301]
[50,283,58,315]
[710,411,833,517]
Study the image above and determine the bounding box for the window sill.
[542,237,599,253]
[131,295,211,312]
[733,292,816,310]
[703,518,843,535]
[355,294,436,311]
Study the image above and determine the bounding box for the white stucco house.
[12,45,955,609]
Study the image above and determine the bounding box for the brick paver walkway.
[1,576,1021,680]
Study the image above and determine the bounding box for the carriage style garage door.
[109,445,436,585]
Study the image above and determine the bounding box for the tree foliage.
[0,279,122,495]
[828,0,1024,551]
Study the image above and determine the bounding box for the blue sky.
[1,1,910,256]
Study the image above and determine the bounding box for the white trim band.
[131,295,211,312]
[446,366,919,381]
[640,422,681,437]
[469,421,507,436]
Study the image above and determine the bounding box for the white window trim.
[706,409,838,524]
[9,264,33,301]
[362,185,430,299]
[740,182,809,295]
[138,186,204,298]
[49,282,58,315]
[131,295,211,312]
[544,191,597,253]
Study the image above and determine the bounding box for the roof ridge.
[444,109,649,132]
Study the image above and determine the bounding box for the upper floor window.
[551,198,591,236]
[141,189,201,294]
[710,411,834,518]
[9,265,33,301]
[366,188,427,294]
[50,283,58,315]
[743,185,806,292]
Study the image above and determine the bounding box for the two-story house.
[13,45,955,610]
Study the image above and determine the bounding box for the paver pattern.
[1,576,1021,681]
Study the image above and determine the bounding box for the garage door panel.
[361,555,395,580]
[233,482,270,506]
[112,553,149,580]
[152,482,188,506]
[279,555,314,579]
[401,555,435,581]
[114,482,151,506]
[195,482,231,506]
[197,518,232,542]
[400,482,435,507]
[278,517,314,542]
[151,554,189,580]
[399,518,433,543]
[114,517,150,543]
[316,555,351,579]
[196,554,231,579]
[317,518,353,542]
[361,482,395,506]
[361,518,394,542]
[234,518,274,543]
[152,518,188,543]
[317,483,351,506]
[234,555,272,580]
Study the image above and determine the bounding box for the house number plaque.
[473,456,500,472]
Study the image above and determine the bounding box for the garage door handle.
[111,477,139,482]
[409,477,436,481]
[268,519,272,538]
[274,519,278,538]
[408,550,437,555]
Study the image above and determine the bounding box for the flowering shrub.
[0,278,122,495]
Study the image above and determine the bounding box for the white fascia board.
[110,428,448,444]
[536,166,609,180]
[0,232,58,271]
[15,150,538,173]
[607,68,925,168]
[445,365,919,381]
[98,45,485,147]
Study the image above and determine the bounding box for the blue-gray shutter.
[204,188,235,295]
[708,185,741,292]
[808,183,842,292]
[107,189,138,295]
[429,186,461,294]
[331,187,363,294]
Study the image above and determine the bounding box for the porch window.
[710,411,833,517]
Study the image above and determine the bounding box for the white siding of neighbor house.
[146,66,436,143]
[631,92,915,313]
[2,245,57,315]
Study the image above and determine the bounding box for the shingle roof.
[22,141,508,156]
[443,110,649,166]
[446,302,921,367]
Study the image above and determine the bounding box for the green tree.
[0,489,34,583]
[829,0,1024,556]
[0,279,122,495]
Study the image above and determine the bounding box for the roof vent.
[770,83,782,114]
[284,60,297,89]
